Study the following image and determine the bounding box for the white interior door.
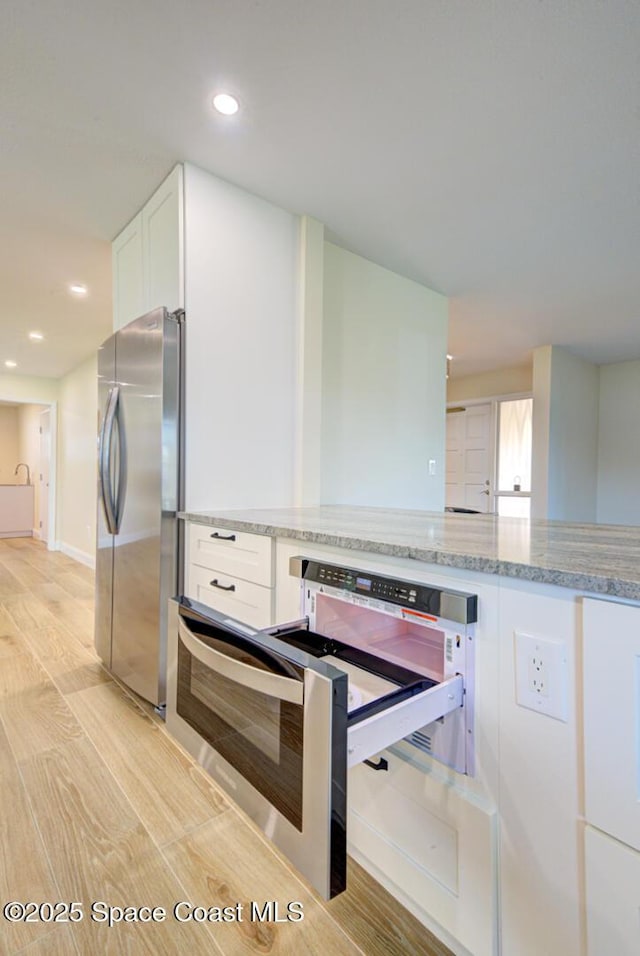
[39,409,50,542]
[446,404,493,512]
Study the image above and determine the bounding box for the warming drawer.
[167,595,466,900]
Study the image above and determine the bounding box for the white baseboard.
[59,541,96,570]
[32,528,41,540]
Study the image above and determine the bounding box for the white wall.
[0,405,20,484]
[295,216,325,506]
[56,354,97,564]
[531,345,599,521]
[321,242,448,509]
[183,163,298,511]
[597,359,640,525]
[447,364,532,403]
[0,373,58,405]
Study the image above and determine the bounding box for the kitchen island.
[179,503,640,598]
[178,505,640,956]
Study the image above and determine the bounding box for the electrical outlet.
[515,631,568,721]
[529,652,548,696]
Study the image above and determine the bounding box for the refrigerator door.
[110,308,181,704]
[95,334,117,666]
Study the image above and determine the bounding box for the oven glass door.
[168,598,349,900]
[177,608,305,828]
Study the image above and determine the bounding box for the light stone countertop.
[179,505,640,601]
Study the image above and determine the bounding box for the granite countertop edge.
[179,510,640,601]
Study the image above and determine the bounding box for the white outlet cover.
[514,631,569,722]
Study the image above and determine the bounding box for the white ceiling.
[1,0,639,380]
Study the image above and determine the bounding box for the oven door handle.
[178,618,304,705]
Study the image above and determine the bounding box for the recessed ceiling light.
[5,360,17,368]
[29,331,44,341]
[212,92,239,116]
[69,283,88,296]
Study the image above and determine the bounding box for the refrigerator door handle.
[97,393,109,522]
[100,386,119,535]
[113,389,127,534]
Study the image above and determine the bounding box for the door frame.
[446,392,532,514]
[0,395,58,550]
[38,407,52,543]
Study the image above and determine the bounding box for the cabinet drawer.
[188,522,273,586]
[186,564,273,630]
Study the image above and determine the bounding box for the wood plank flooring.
[0,538,453,956]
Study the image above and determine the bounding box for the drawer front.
[187,564,273,629]
[167,600,348,900]
[189,522,273,586]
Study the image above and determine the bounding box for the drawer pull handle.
[210,532,236,541]
[363,757,389,772]
[209,578,236,592]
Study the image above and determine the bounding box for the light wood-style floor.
[0,537,453,956]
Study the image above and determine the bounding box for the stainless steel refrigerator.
[95,307,183,707]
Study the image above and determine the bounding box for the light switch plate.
[514,631,568,721]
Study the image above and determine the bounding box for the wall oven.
[167,557,476,900]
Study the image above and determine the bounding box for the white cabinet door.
[142,164,183,314]
[186,564,274,629]
[349,749,497,956]
[585,825,640,956]
[583,597,640,851]
[112,212,144,330]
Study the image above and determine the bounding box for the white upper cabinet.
[111,162,299,512]
[112,165,183,330]
[112,212,144,331]
[142,165,183,315]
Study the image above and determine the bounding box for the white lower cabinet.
[583,597,640,851]
[186,564,273,629]
[583,598,640,956]
[348,748,497,956]
[188,522,274,587]
[585,825,640,956]
[185,522,274,629]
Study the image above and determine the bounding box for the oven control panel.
[294,558,477,625]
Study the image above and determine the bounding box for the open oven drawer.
[167,597,464,900]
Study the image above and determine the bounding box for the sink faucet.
[15,463,31,485]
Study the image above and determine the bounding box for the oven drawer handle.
[209,579,236,592]
[177,618,304,705]
[210,532,236,541]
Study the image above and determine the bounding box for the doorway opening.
[0,397,57,547]
[445,394,533,517]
